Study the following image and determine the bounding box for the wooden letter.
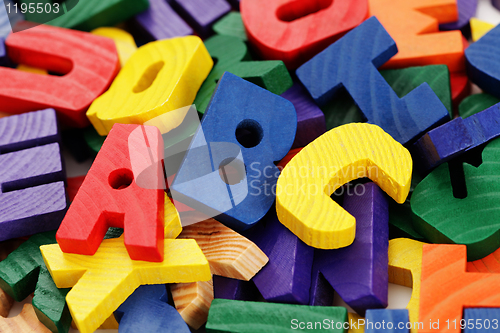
[87,36,212,136]
[0,232,71,333]
[206,299,347,333]
[276,123,412,249]
[314,182,389,315]
[241,0,368,69]
[296,17,450,145]
[56,124,165,262]
[419,244,500,333]
[369,0,465,71]
[388,238,425,333]
[0,110,67,242]
[177,218,268,280]
[412,137,500,260]
[41,237,210,333]
[172,72,296,230]
[466,24,500,99]
[0,23,119,127]
[115,284,190,333]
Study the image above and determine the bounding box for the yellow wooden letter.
[470,18,495,42]
[165,194,183,239]
[41,238,210,333]
[388,238,425,333]
[91,27,137,67]
[348,313,365,333]
[276,123,412,249]
[87,36,213,136]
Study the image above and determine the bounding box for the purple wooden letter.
[494,0,500,11]
[169,0,231,38]
[314,182,389,315]
[309,269,334,306]
[281,82,326,149]
[0,109,67,241]
[440,0,478,32]
[213,275,261,301]
[133,0,193,41]
[0,38,7,66]
[245,211,314,304]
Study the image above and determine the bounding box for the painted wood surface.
[132,0,192,41]
[297,17,450,145]
[241,0,367,69]
[314,182,389,315]
[115,284,190,333]
[369,0,465,71]
[25,0,149,32]
[419,244,500,333]
[41,237,210,333]
[466,24,500,99]
[276,123,412,249]
[172,72,296,231]
[1,23,119,127]
[0,231,71,333]
[206,299,348,333]
[56,124,165,262]
[246,211,314,304]
[87,36,212,136]
[194,34,292,114]
[412,137,500,261]
[388,238,425,333]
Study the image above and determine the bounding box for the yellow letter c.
[276,123,412,249]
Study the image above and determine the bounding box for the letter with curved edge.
[115,285,190,333]
[276,123,412,249]
[411,137,500,261]
[241,0,367,69]
[91,27,137,68]
[194,34,292,114]
[172,72,296,231]
[465,24,500,99]
[369,0,464,72]
[0,23,119,128]
[87,36,213,136]
[388,238,425,333]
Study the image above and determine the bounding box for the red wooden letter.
[0,22,119,128]
[240,0,367,69]
[56,124,165,262]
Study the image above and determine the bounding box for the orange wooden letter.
[369,0,465,72]
[419,244,500,333]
